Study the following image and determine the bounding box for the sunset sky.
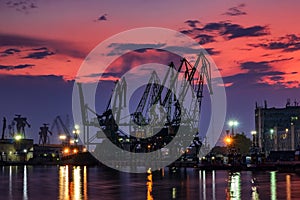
[1,0,300,143]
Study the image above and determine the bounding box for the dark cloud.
[0,64,34,71]
[270,76,284,81]
[181,21,268,46]
[107,43,166,56]
[222,59,295,89]
[249,34,300,52]
[0,33,86,59]
[32,47,48,51]
[98,14,108,21]
[5,0,38,13]
[24,49,55,59]
[185,20,200,28]
[205,48,220,55]
[223,4,247,16]
[1,48,21,56]
[202,22,268,39]
[194,34,215,45]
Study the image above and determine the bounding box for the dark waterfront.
[1,166,300,200]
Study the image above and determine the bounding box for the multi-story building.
[255,100,300,155]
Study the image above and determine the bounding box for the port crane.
[38,123,52,145]
[13,114,31,138]
[50,116,72,145]
[77,52,212,155]
[126,52,212,152]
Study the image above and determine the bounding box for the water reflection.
[270,171,276,200]
[147,169,153,200]
[227,172,241,200]
[286,174,291,200]
[58,166,87,200]
[9,166,12,197]
[23,165,28,200]
[1,166,300,199]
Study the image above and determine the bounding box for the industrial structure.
[255,99,300,156]
[78,52,213,159]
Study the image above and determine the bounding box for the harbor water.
[1,165,300,200]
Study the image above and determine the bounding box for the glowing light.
[83,148,87,152]
[224,136,233,145]
[228,120,238,127]
[70,140,74,144]
[270,129,274,134]
[23,149,27,153]
[74,124,80,130]
[15,135,22,141]
[73,149,78,154]
[59,135,67,140]
[251,131,257,135]
[64,148,70,154]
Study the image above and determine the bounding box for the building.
[0,139,34,162]
[255,100,300,155]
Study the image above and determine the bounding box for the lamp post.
[228,120,238,135]
[251,131,257,147]
[73,125,80,146]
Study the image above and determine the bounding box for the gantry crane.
[77,52,212,154]
[128,52,213,152]
[50,116,72,145]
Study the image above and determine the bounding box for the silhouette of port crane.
[77,52,212,154]
[38,123,52,145]
[13,114,31,138]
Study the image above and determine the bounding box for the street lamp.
[228,120,238,135]
[73,125,80,145]
[224,135,233,146]
[251,131,257,147]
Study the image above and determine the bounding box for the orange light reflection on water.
[59,166,87,200]
[147,170,153,200]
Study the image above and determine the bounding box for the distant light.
[70,140,74,144]
[15,135,22,141]
[59,135,67,140]
[224,136,232,145]
[23,149,27,153]
[83,148,87,152]
[63,148,69,154]
[147,168,151,174]
[228,120,238,127]
[251,131,257,135]
[270,129,274,134]
[285,128,289,133]
[74,124,80,130]
[73,149,78,154]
